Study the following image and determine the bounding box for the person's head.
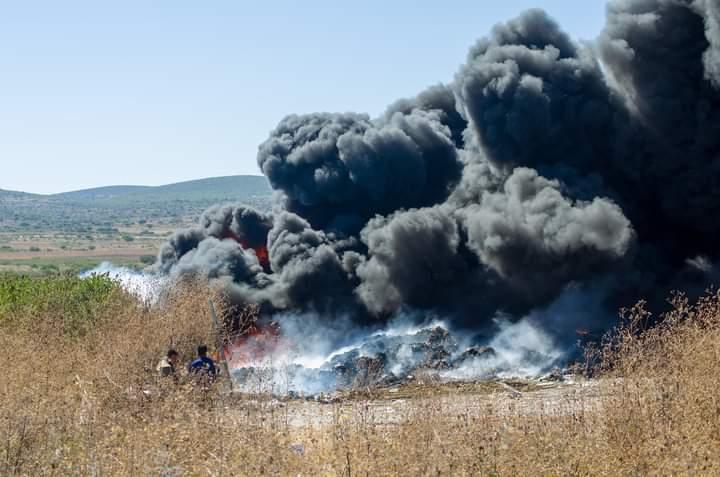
[167,349,179,364]
[197,345,208,357]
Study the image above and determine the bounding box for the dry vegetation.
[2,275,720,476]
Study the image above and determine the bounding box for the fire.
[241,240,269,269]
[223,321,286,368]
[219,230,270,270]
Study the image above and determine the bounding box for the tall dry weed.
[3,276,720,476]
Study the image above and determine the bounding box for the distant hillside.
[55,185,151,201]
[0,175,273,233]
[54,175,271,204]
[0,189,40,199]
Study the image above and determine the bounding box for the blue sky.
[0,1,607,194]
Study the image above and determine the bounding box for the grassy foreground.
[2,275,720,476]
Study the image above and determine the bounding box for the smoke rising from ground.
[157,0,720,350]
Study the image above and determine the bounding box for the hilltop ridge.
[0,175,272,235]
[2,175,271,203]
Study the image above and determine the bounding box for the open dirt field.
[233,378,605,430]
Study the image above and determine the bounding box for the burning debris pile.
[148,0,720,389]
[228,319,564,395]
[322,326,498,387]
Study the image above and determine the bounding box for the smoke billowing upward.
[256,106,463,234]
[157,0,720,349]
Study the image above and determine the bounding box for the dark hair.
[167,349,178,358]
[197,345,208,356]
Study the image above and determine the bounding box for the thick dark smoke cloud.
[265,211,358,311]
[355,206,466,315]
[455,8,620,180]
[157,204,271,272]
[158,0,720,340]
[598,0,720,237]
[157,228,206,274]
[199,203,273,248]
[256,103,462,233]
[172,238,266,285]
[384,84,468,148]
[459,168,633,300]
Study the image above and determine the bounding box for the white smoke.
[80,262,166,304]
[440,318,564,381]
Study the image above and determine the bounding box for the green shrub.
[139,255,155,265]
[0,273,123,335]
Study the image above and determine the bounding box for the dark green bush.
[139,255,155,265]
[0,273,123,335]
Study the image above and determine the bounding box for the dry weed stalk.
[2,277,720,475]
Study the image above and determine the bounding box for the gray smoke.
[460,168,633,300]
[384,83,468,148]
[355,206,466,315]
[198,203,273,248]
[265,211,358,311]
[455,8,620,180]
[256,105,462,233]
[703,0,720,86]
[157,0,720,346]
[598,0,720,233]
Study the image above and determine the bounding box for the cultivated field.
[2,274,719,476]
[0,224,174,274]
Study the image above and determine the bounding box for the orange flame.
[223,321,286,368]
[241,240,269,269]
[218,230,270,270]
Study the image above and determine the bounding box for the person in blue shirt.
[187,344,217,380]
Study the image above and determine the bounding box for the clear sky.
[0,0,608,194]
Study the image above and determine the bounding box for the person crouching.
[157,349,179,378]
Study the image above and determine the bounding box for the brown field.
[0,223,177,272]
[2,276,720,476]
[0,246,154,261]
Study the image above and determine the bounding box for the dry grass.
[2,279,720,476]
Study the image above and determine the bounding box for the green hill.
[55,185,152,201]
[0,175,273,233]
[54,175,271,204]
[0,188,40,199]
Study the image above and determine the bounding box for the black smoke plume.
[157,0,720,344]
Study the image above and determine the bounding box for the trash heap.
[231,324,521,396]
